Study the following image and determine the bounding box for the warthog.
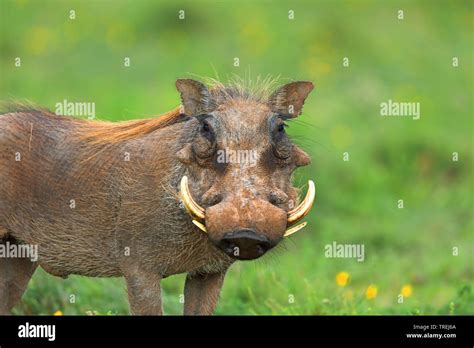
[0,78,315,315]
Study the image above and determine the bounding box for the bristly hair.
[203,74,281,104]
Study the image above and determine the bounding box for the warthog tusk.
[179,176,206,221]
[192,220,207,233]
[287,180,315,226]
[284,221,307,237]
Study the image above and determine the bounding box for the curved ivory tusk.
[287,180,315,226]
[179,176,206,221]
[284,221,307,237]
[192,220,207,233]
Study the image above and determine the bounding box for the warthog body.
[0,78,314,314]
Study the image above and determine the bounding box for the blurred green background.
[1,0,472,315]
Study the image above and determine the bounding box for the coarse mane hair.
[78,106,184,145]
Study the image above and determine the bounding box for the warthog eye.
[270,117,292,161]
[193,116,216,160]
[199,119,215,143]
[196,115,215,141]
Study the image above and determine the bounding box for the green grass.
[2,0,473,315]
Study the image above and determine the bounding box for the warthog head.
[176,78,315,260]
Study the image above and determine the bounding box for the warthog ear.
[268,81,314,118]
[176,79,213,116]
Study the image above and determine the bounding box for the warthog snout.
[180,175,315,260]
[217,229,274,260]
[204,197,287,260]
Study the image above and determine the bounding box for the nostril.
[256,244,265,255]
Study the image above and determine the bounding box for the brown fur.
[0,78,314,315]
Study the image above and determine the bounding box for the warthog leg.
[124,270,163,315]
[0,237,38,315]
[183,271,227,315]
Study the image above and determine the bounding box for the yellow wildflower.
[365,284,378,299]
[53,310,63,316]
[401,284,413,298]
[336,272,350,286]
